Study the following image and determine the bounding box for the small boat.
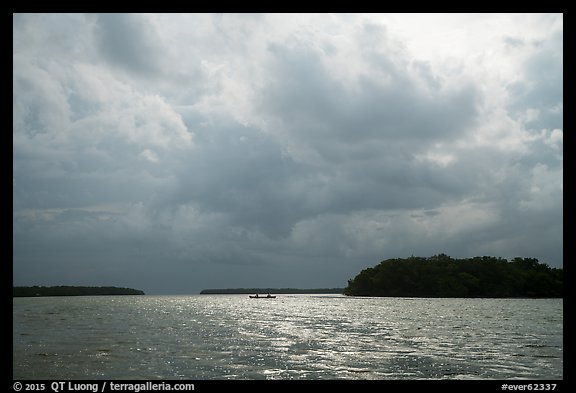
[249,294,276,299]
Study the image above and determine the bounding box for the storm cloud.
[13,14,563,294]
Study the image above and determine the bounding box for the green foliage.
[344,255,562,298]
[13,286,145,297]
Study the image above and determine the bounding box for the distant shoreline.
[200,287,345,294]
[13,286,145,297]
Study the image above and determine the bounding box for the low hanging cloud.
[13,13,562,294]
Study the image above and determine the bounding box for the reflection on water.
[13,295,562,379]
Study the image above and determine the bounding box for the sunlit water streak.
[13,295,562,380]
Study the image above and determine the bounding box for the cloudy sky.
[13,13,563,294]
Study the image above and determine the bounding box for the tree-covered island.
[344,254,562,298]
[13,286,145,297]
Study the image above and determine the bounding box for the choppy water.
[13,295,562,380]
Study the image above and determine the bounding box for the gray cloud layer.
[13,14,563,294]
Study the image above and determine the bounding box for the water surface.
[13,295,563,379]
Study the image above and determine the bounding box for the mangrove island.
[13,286,145,297]
[344,254,562,298]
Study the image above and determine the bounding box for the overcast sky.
[13,13,563,294]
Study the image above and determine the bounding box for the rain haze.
[13,13,563,295]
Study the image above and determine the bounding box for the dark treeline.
[200,288,345,294]
[344,254,562,298]
[13,286,145,297]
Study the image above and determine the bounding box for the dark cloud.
[254,34,482,220]
[260,37,480,161]
[169,121,308,238]
[94,13,164,75]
